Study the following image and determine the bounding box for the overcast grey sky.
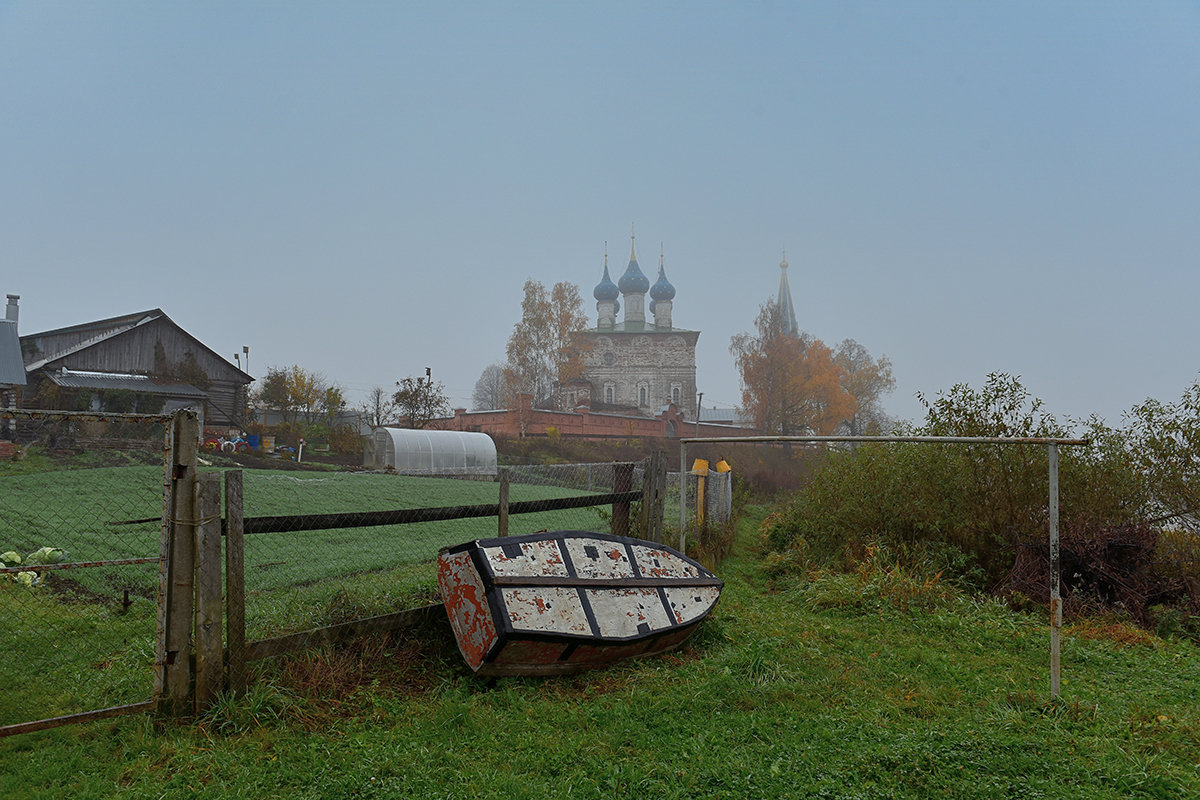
[2,1,1197,425]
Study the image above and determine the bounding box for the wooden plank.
[0,701,158,739]
[497,469,510,537]
[243,604,443,662]
[224,470,247,694]
[194,473,223,711]
[162,410,198,714]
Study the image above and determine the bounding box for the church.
[560,233,699,420]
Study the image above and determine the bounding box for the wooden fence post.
[498,469,510,537]
[161,410,198,714]
[639,451,667,544]
[225,470,247,695]
[194,472,223,711]
[612,462,633,537]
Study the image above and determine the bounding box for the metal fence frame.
[679,434,1089,700]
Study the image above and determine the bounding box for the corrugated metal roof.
[46,368,206,397]
[22,308,253,383]
[699,406,754,426]
[0,320,26,386]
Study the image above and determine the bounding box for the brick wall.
[437,395,754,441]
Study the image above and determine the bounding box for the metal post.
[679,440,688,551]
[1049,443,1061,699]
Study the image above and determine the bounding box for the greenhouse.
[365,427,498,476]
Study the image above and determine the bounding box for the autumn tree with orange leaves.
[730,301,858,435]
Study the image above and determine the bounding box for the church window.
[604,384,614,404]
[638,383,649,406]
[671,383,681,405]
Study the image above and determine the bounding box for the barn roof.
[23,308,252,383]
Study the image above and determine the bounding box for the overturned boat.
[437,530,722,676]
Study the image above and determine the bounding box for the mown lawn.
[2,506,1198,799]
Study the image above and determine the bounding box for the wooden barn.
[20,308,252,428]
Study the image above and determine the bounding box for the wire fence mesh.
[0,410,170,731]
[231,462,647,649]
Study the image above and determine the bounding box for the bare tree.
[833,338,896,435]
[472,363,507,410]
[359,385,399,428]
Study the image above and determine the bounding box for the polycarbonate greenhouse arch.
[369,427,498,476]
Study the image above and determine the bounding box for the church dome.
[593,265,619,302]
[618,258,650,294]
[650,266,676,301]
[648,299,656,314]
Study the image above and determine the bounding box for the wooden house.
[20,309,252,428]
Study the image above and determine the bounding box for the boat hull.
[437,530,722,676]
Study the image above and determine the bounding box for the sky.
[2,1,1197,427]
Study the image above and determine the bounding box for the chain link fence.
[225,461,650,670]
[2,421,663,730]
[0,409,170,732]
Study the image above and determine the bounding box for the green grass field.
[2,506,1198,798]
[0,463,612,727]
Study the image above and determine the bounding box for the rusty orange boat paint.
[437,530,722,676]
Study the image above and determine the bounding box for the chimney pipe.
[4,295,17,323]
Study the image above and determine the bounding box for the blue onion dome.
[618,257,650,294]
[613,298,620,315]
[648,299,657,314]
[593,264,619,302]
[650,265,676,301]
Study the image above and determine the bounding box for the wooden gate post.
[160,410,198,715]
[639,451,667,544]
[498,469,510,537]
[225,470,247,694]
[194,472,223,711]
[612,462,633,537]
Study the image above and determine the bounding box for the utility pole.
[696,391,703,438]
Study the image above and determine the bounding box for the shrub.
[760,373,1200,626]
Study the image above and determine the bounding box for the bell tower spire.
[777,249,799,336]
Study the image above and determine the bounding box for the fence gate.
[0,409,175,736]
